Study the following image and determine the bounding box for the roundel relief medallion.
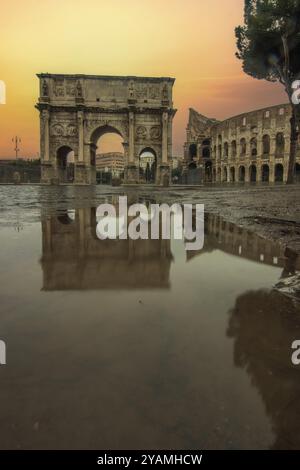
[136,126,147,140]
[150,126,161,140]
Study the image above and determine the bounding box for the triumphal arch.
[36,73,176,185]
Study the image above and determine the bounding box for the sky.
[0,0,287,158]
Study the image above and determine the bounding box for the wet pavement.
[0,185,299,449]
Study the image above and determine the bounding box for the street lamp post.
[12,136,21,161]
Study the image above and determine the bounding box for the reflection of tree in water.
[227,289,300,449]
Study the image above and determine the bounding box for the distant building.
[171,156,183,170]
[0,158,40,183]
[96,152,124,176]
[139,154,155,171]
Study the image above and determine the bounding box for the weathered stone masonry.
[183,105,300,184]
[36,74,176,185]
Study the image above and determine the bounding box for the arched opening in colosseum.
[202,139,210,159]
[261,164,270,182]
[205,161,212,182]
[239,166,245,182]
[262,135,270,156]
[275,133,285,157]
[56,146,75,183]
[213,168,216,182]
[295,163,300,182]
[189,143,197,161]
[217,135,222,158]
[250,138,257,157]
[249,164,257,182]
[217,167,221,182]
[186,161,200,184]
[224,142,229,158]
[202,147,210,158]
[230,167,235,182]
[223,166,228,183]
[218,144,222,159]
[240,138,246,157]
[275,163,284,182]
[188,162,197,169]
[139,148,157,183]
[231,140,237,158]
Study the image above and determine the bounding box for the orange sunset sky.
[0,0,287,158]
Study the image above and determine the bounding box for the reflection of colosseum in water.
[187,213,300,275]
[183,105,300,184]
[41,208,173,290]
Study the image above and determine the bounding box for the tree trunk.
[286,105,299,184]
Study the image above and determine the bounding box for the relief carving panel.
[50,122,78,137]
[150,126,161,140]
[136,125,147,140]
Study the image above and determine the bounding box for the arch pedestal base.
[41,162,58,185]
[157,164,171,186]
[124,165,139,184]
[75,163,96,185]
[41,162,96,185]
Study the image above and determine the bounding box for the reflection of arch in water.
[227,289,300,449]
[41,207,172,290]
[57,209,76,225]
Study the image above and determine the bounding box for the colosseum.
[183,104,300,184]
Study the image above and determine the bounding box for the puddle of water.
[0,186,299,450]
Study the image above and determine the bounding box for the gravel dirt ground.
[139,183,300,256]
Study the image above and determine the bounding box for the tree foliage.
[236,0,300,90]
[235,0,300,182]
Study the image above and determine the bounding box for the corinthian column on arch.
[128,111,135,164]
[77,110,84,162]
[162,111,168,164]
[41,109,50,162]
